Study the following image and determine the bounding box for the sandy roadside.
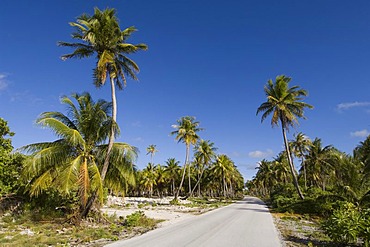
[101,196,208,228]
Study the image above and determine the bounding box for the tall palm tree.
[146,144,158,164]
[21,93,137,216]
[164,158,181,196]
[257,75,313,199]
[171,116,203,198]
[59,8,147,183]
[290,132,312,190]
[191,139,217,197]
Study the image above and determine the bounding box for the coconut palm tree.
[140,163,156,197]
[191,139,217,197]
[290,132,312,190]
[59,8,147,183]
[146,144,158,164]
[304,138,335,191]
[211,154,235,197]
[164,158,181,196]
[21,93,137,216]
[171,116,203,198]
[257,75,313,199]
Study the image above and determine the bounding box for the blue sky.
[1,1,369,180]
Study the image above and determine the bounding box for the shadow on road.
[234,207,269,213]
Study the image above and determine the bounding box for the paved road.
[106,197,281,247]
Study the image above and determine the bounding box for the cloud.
[337,101,370,111]
[350,129,370,138]
[0,73,8,91]
[131,121,142,127]
[133,137,144,142]
[248,149,274,159]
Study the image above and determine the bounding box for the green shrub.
[124,211,156,228]
[169,198,179,205]
[322,202,370,246]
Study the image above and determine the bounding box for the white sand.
[102,196,207,228]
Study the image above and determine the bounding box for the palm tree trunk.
[188,160,192,195]
[101,77,116,181]
[189,164,205,197]
[302,158,307,190]
[175,143,189,199]
[282,126,305,200]
[81,78,117,218]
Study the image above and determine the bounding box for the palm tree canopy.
[146,144,158,156]
[194,139,217,167]
[171,116,203,146]
[20,93,137,208]
[59,7,148,88]
[256,75,313,130]
[290,132,312,158]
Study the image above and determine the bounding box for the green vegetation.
[2,4,368,247]
[0,210,160,247]
[248,76,370,246]
[20,93,137,218]
[59,7,147,216]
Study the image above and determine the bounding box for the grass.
[187,197,234,209]
[0,210,162,247]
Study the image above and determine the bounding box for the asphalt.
[105,196,282,247]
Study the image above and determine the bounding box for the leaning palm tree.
[171,116,203,198]
[146,144,158,164]
[59,8,147,183]
[190,139,217,197]
[257,75,313,199]
[21,93,138,217]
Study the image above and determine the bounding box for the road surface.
[106,196,281,247]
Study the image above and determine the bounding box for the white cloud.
[350,129,370,138]
[337,101,370,111]
[248,149,274,159]
[133,137,144,142]
[0,73,8,91]
[131,121,142,127]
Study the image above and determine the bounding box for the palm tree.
[21,93,137,216]
[257,75,313,199]
[304,138,335,191]
[164,158,181,196]
[354,135,370,181]
[59,8,147,183]
[140,163,156,197]
[211,154,235,197]
[191,139,217,197]
[272,152,291,185]
[254,159,275,197]
[146,144,158,164]
[171,116,203,198]
[290,132,312,190]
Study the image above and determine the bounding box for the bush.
[169,198,179,205]
[322,202,370,246]
[124,211,156,228]
[270,185,345,216]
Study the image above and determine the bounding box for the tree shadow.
[285,235,356,247]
